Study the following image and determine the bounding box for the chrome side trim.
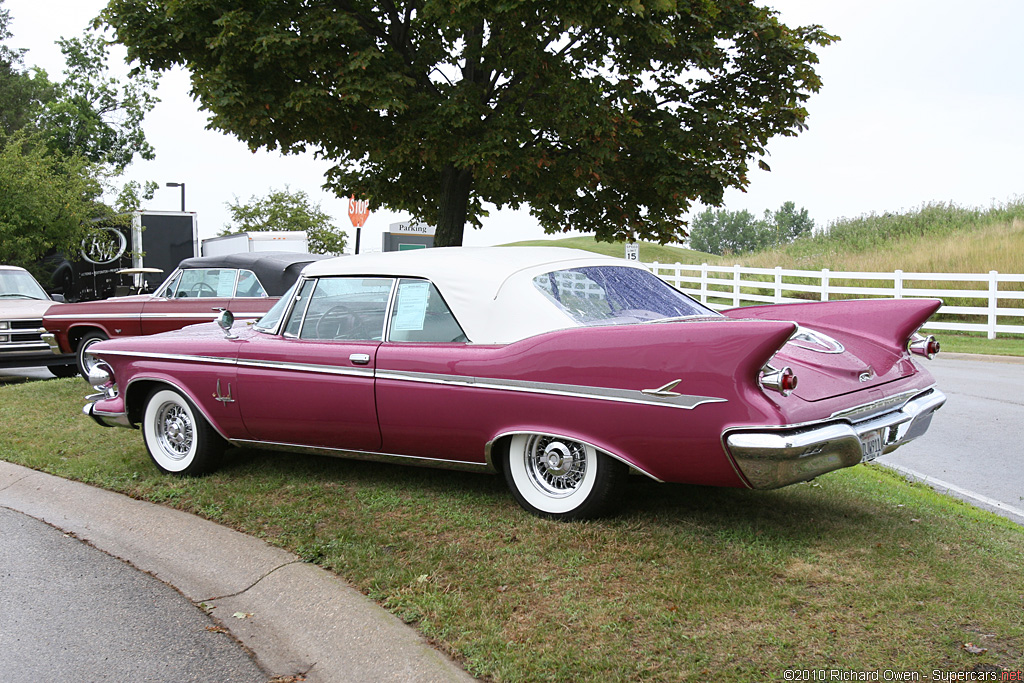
[228,439,495,473]
[44,312,268,321]
[724,388,946,490]
[90,349,238,366]
[93,348,726,407]
[375,369,727,410]
[236,358,375,379]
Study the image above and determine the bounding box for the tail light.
[761,365,798,397]
[908,333,940,359]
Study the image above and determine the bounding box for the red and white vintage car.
[83,247,945,519]
[42,251,326,378]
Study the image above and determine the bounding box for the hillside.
[730,200,1024,274]
[502,236,716,264]
[507,200,1024,275]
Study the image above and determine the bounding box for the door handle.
[349,353,371,365]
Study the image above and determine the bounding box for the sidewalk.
[0,460,476,683]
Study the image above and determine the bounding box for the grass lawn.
[931,331,1024,358]
[2,378,1022,680]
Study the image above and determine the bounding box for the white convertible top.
[301,247,650,343]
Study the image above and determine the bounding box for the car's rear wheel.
[503,433,626,521]
[75,331,108,379]
[142,388,223,475]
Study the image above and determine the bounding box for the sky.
[4,1,1023,253]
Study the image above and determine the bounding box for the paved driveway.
[879,354,1024,525]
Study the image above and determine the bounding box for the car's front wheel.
[142,388,223,475]
[75,331,108,379]
[503,433,626,521]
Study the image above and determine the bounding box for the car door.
[234,276,394,451]
[226,268,277,321]
[373,278,487,463]
[140,268,237,335]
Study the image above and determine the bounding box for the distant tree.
[102,0,836,247]
[222,187,347,255]
[688,209,766,256]
[765,200,814,244]
[689,202,815,255]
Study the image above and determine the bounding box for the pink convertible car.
[83,247,945,519]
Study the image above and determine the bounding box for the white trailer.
[201,231,309,257]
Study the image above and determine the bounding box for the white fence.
[644,262,1024,339]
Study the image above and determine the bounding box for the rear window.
[532,266,716,325]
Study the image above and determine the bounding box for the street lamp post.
[166,182,185,212]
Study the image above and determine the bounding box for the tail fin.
[721,299,942,351]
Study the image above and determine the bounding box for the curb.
[938,351,1024,364]
[0,460,476,683]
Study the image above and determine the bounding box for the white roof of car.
[302,247,650,343]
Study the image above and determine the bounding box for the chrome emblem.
[788,326,845,354]
[859,369,874,382]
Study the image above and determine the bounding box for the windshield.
[254,282,297,333]
[0,269,50,300]
[533,266,717,325]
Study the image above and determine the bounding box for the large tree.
[0,0,159,266]
[0,1,50,136]
[0,132,112,265]
[102,0,835,247]
[36,33,158,173]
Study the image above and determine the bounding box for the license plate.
[860,429,883,462]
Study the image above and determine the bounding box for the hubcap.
[525,436,587,497]
[156,403,193,460]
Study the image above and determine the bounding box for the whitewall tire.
[75,331,108,379]
[504,433,626,521]
[142,388,223,475]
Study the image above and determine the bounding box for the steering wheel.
[315,306,357,339]
[188,282,218,298]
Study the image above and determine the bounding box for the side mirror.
[214,308,238,339]
[50,293,66,303]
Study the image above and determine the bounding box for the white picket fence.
[644,262,1024,339]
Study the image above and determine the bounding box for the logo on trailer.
[81,227,128,265]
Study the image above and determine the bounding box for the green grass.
[933,332,1024,357]
[3,378,1023,680]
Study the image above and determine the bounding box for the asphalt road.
[879,353,1024,525]
[0,507,267,682]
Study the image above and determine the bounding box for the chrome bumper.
[725,388,946,490]
[83,402,132,429]
[40,331,62,354]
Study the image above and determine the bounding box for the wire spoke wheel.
[155,401,194,461]
[142,388,223,475]
[504,433,626,521]
[525,436,589,497]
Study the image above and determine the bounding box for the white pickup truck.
[0,266,76,377]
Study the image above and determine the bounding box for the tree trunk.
[433,164,473,247]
